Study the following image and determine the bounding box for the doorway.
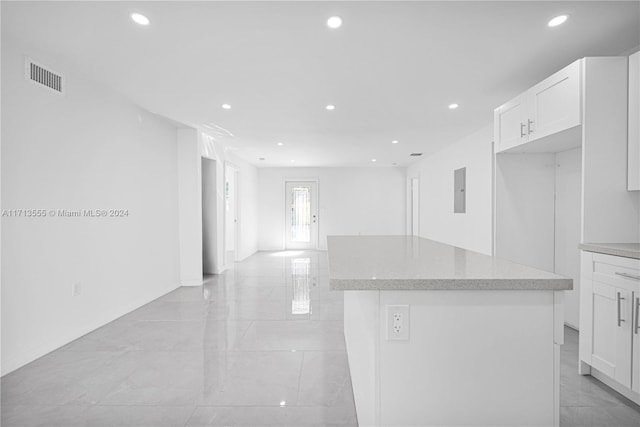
[202,157,217,275]
[224,163,239,266]
[284,180,318,250]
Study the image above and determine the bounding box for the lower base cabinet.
[579,251,640,402]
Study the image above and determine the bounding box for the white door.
[224,164,239,265]
[285,181,318,250]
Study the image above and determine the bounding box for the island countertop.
[328,235,572,291]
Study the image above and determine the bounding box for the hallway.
[1,251,639,426]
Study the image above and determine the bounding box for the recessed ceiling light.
[449,103,459,109]
[325,105,336,111]
[391,140,399,144]
[221,104,232,110]
[327,16,342,29]
[290,159,295,163]
[548,15,568,27]
[280,401,286,407]
[131,13,150,26]
[371,158,377,163]
[277,142,284,146]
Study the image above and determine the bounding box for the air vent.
[409,153,423,157]
[24,57,65,95]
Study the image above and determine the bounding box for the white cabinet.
[635,291,640,394]
[495,60,581,153]
[579,251,640,403]
[628,51,639,191]
[494,95,528,152]
[529,60,582,142]
[589,282,632,388]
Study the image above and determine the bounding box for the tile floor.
[560,327,640,426]
[1,250,639,426]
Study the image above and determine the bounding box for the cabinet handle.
[520,123,526,138]
[635,297,640,335]
[527,119,534,134]
[617,292,625,327]
[615,272,640,281]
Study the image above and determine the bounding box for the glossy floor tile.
[1,251,356,427]
[1,250,639,426]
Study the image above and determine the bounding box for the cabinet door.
[494,95,527,153]
[628,51,640,191]
[633,291,640,393]
[528,60,581,142]
[590,282,632,388]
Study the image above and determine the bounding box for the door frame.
[283,179,319,250]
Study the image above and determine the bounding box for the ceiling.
[2,1,639,167]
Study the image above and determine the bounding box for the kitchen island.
[328,236,572,427]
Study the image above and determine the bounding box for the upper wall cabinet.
[530,60,582,141]
[494,95,528,152]
[495,60,581,153]
[628,51,639,191]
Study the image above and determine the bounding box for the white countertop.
[328,236,572,291]
[579,243,640,260]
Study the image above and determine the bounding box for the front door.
[285,181,318,249]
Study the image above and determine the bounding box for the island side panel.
[344,290,380,427]
[553,290,565,427]
[378,290,557,427]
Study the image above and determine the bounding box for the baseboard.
[564,322,578,331]
[180,278,203,287]
[1,282,179,376]
[236,248,258,262]
[590,366,640,406]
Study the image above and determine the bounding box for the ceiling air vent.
[24,57,65,95]
[409,153,423,157]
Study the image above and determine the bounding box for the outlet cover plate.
[386,304,410,341]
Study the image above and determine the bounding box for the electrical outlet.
[387,305,410,340]
[72,282,81,297]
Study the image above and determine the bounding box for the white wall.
[555,148,582,329]
[407,125,494,255]
[582,57,640,244]
[178,129,204,285]
[495,148,582,328]
[258,167,406,251]
[495,153,556,272]
[237,161,258,259]
[1,38,180,374]
[202,157,218,274]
